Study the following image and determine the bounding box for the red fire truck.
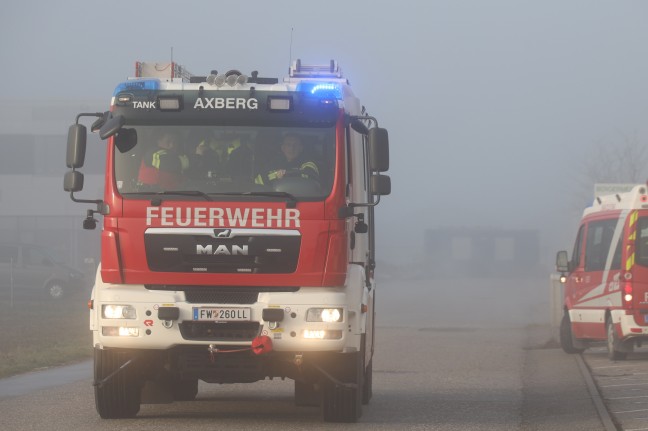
[557,184,648,360]
[64,60,390,422]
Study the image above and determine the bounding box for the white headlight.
[306,308,343,322]
[102,304,137,319]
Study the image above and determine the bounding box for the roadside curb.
[576,354,618,431]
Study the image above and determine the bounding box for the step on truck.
[557,184,648,360]
[64,60,391,422]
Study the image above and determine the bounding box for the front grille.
[179,321,260,341]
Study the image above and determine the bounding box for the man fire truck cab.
[64,60,390,423]
[557,184,648,360]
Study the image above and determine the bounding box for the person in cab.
[137,131,188,189]
[256,134,319,185]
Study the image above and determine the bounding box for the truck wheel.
[94,348,141,418]
[172,378,198,401]
[294,380,320,406]
[606,318,628,361]
[560,313,585,354]
[321,353,363,423]
[362,358,373,405]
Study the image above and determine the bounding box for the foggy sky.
[2,0,648,264]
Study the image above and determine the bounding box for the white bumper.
[90,281,362,352]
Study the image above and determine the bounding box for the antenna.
[289,27,294,82]
[170,46,174,64]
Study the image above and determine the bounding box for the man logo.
[215,229,232,238]
[196,244,248,256]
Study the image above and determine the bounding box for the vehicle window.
[635,217,648,267]
[585,219,618,272]
[114,125,336,200]
[23,247,52,266]
[0,245,19,264]
[571,225,585,270]
[611,236,622,270]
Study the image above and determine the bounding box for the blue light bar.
[296,82,343,99]
[112,79,161,96]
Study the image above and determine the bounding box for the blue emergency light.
[112,79,161,96]
[296,82,343,99]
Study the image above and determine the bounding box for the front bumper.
[91,283,358,352]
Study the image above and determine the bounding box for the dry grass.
[0,293,92,377]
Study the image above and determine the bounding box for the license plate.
[193,307,251,322]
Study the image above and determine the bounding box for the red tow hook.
[251,335,273,355]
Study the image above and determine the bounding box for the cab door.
[576,218,619,339]
[565,224,586,335]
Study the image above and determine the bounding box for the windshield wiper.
[206,191,299,208]
[242,191,298,208]
[123,190,213,202]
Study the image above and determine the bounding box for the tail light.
[623,272,632,308]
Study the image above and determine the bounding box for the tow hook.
[293,354,303,366]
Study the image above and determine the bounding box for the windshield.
[114,125,336,200]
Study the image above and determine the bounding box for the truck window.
[635,217,648,267]
[584,219,617,272]
[571,225,585,270]
[114,125,336,200]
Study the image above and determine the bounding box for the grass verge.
[0,293,92,378]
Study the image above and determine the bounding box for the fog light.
[303,329,342,340]
[102,305,137,319]
[304,330,326,339]
[102,326,139,337]
[306,308,343,322]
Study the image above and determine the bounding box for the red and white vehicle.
[64,60,390,422]
[557,184,648,360]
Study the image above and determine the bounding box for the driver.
[256,134,319,185]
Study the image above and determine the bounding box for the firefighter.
[137,131,188,189]
[185,133,219,181]
[222,135,254,183]
[256,134,319,185]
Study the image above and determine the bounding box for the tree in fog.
[584,134,648,184]
[572,133,648,213]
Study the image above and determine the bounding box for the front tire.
[560,313,585,354]
[606,318,629,361]
[362,358,373,405]
[94,348,141,418]
[321,352,363,423]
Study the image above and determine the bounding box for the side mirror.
[371,174,391,196]
[99,114,125,140]
[556,250,569,273]
[91,111,110,132]
[66,124,87,168]
[64,170,84,192]
[368,128,389,172]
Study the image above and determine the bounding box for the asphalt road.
[0,274,610,430]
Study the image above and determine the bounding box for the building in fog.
[424,227,541,278]
[0,99,106,271]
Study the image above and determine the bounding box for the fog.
[1,2,648,283]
